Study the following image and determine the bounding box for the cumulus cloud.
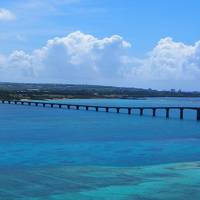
[0,31,200,90]
[124,37,200,81]
[0,31,131,84]
[0,8,16,21]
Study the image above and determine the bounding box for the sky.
[0,0,200,91]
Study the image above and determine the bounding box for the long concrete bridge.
[1,100,200,121]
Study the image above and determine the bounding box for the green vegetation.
[0,82,200,100]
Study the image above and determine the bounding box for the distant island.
[0,82,200,100]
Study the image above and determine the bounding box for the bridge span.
[1,100,200,121]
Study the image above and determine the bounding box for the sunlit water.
[0,98,200,199]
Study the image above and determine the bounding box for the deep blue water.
[1,98,200,199]
[1,98,200,167]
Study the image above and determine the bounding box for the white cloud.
[0,31,131,84]
[0,8,16,21]
[121,37,200,89]
[1,31,200,90]
[125,37,200,81]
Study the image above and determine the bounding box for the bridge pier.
[59,104,62,108]
[153,108,156,117]
[128,108,131,115]
[86,106,89,111]
[76,105,80,110]
[67,105,70,109]
[106,107,109,112]
[95,107,99,112]
[140,108,143,116]
[35,103,38,106]
[8,101,11,104]
[14,101,17,104]
[51,104,54,108]
[166,108,169,118]
[197,109,200,121]
[28,102,31,106]
[180,108,184,120]
[116,108,120,113]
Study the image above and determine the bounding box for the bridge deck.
[1,100,200,121]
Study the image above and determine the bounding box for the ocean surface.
[0,98,200,199]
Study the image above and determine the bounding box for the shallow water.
[0,98,200,199]
[1,162,200,200]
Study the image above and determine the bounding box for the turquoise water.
[0,98,200,199]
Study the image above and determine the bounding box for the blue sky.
[1,0,200,54]
[1,0,200,90]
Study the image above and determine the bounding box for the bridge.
[1,100,200,121]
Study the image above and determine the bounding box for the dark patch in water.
[127,195,161,200]
[144,172,180,179]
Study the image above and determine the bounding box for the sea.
[0,97,200,200]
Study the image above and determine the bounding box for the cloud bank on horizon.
[1,31,200,90]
